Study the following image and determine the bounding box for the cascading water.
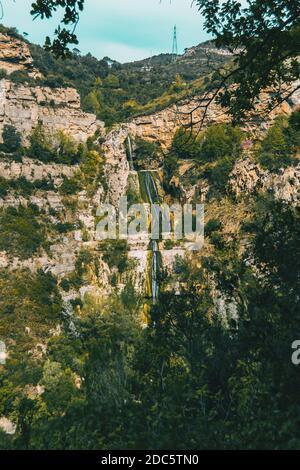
[127,135,135,171]
[140,170,161,303]
[126,135,162,303]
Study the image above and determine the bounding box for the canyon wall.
[0,31,299,305]
[0,32,40,77]
[0,79,104,144]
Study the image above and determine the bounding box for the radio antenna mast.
[172,25,178,62]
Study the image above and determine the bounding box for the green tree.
[31,0,85,57]
[0,205,46,259]
[28,124,81,164]
[99,240,129,274]
[28,123,54,163]
[200,124,243,162]
[171,127,200,160]
[103,74,120,89]
[1,125,22,154]
[258,113,300,170]
[196,0,300,121]
[261,119,288,155]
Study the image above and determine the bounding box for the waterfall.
[139,171,161,303]
[127,135,135,171]
[151,242,160,303]
[125,135,162,303]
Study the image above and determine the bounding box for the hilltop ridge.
[0,24,232,126]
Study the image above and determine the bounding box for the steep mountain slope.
[0,24,232,126]
[0,30,300,450]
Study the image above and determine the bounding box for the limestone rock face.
[121,81,300,150]
[0,28,93,137]
[103,126,130,206]
[228,158,268,196]
[127,97,227,150]
[0,80,104,143]
[229,157,300,205]
[0,32,40,77]
[0,157,77,185]
[272,165,300,204]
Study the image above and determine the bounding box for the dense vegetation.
[0,193,299,449]
[257,111,300,171]
[30,39,229,126]
[0,205,46,258]
[0,4,300,449]
[0,113,299,450]
[163,123,244,197]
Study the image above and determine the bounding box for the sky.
[0,0,210,62]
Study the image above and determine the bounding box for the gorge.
[0,25,299,450]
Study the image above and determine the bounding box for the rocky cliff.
[0,79,104,144]
[0,32,40,77]
[0,31,104,143]
[0,31,300,307]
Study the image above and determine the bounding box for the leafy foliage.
[0,125,22,156]
[257,111,300,171]
[99,240,129,275]
[30,0,85,57]
[28,124,82,164]
[196,0,300,121]
[133,138,162,170]
[0,205,46,258]
[0,193,298,449]
[0,177,54,198]
[171,124,243,163]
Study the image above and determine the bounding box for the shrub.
[0,68,7,80]
[0,177,9,198]
[54,222,75,234]
[261,118,288,156]
[80,150,103,185]
[258,152,298,172]
[59,176,82,195]
[0,205,46,258]
[99,240,129,274]
[171,124,243,163]
[171,128,200,159]
[284,110,300,150]
[163,151,181,197]
[257,114,300,171]
[200,124,243,162]
[10,177,34,196]
[163,151,178,181]
[54,131,82,165]
[202,156,236,196]
[9,70,35,85]
[28,124,82,165]
[28,123,55,162]
[0,177,55,198]
[0,125,22,154]
[206,218,223,236]
[134,138,162,169]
